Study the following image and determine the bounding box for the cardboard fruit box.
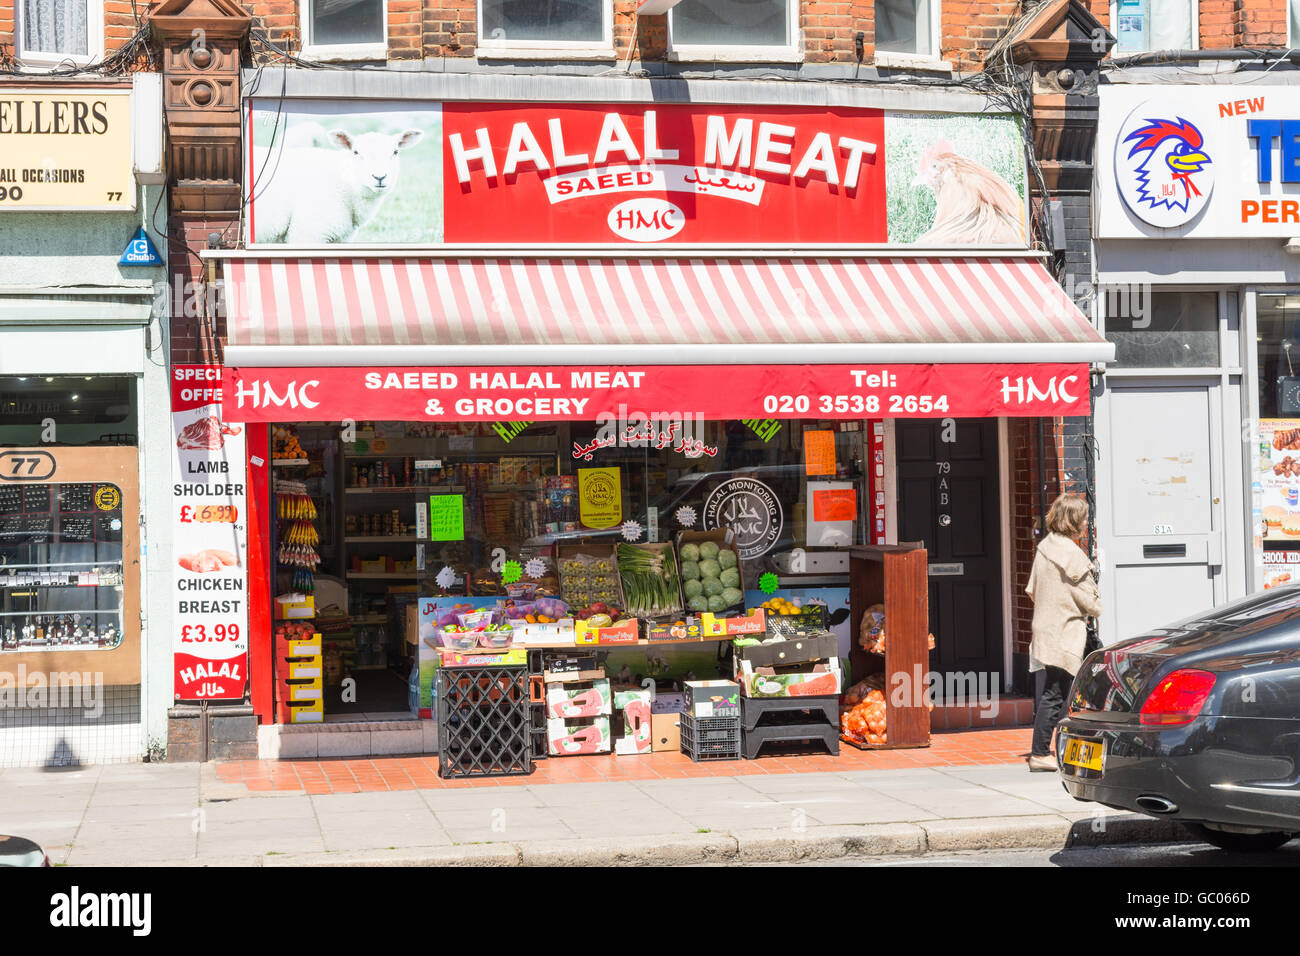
[275,630,322,659]
[547,716,612,756]
[574,617,640,645]
[275,698,324,724]
[277,675,323,702]
[677,529,746,616]
[644,617,702,641]
[437,646,528,668]
[545,678,612,719]
[510,617,576,646]
[700,608,766,637]
[736,657,843,699]
[683,679,741,718]
[734,632,838,669]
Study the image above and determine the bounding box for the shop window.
[874,0,935,59]
[478,0,609,51]
[1104,290,1218,369]
[0,376,134,447]
[1110,0,1196,55]
[302,0,386,57]
[0,482,126,654]
[16,0,103,67]
[1256,292,1300,419]
[668,0,795,55]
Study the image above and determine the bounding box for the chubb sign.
[1101,85,1300,238]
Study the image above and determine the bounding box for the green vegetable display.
[718,549,738,570]
[683,579,704,599]
[680,560,700,581]
[698,559,721,580]
[679,542,701,562]
[708,595,727,612]
[720,568,741,589]
[616,543,683,618]
[703,578,724,597]
[688,595,709,612]
[699,541,720,561]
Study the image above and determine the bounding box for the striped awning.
[217,254,1113,366]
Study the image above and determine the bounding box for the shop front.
[0,77,171,767]
[207,91,1111,762]
[1095,79,1300,645]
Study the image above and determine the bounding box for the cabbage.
[717,549,738,570]
[683,579,704,599]
[720,568,741,589]
[721,587,743,607]
[699,541,720,561]
[698,559,721,579]
[688,595,710,612]
[679,542,701,562]
[703,577,724,597]
[707,594,727,612]
[680,560,700,581]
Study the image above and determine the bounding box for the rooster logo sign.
[1115,105,1214,228]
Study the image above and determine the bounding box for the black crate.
[743,722,840,760]
[680,712,741,762]
[436,665,532,779]
[740,694,839,732]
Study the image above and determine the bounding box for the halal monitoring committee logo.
[1115,103,1214,228]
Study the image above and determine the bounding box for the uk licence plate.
[1060,735,1104,773]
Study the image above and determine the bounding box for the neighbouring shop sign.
[171,365,249,701]
[1099,84,1300,238]
[245,98,1028,246]
[0,89,134,211]
[221,363,1089,423]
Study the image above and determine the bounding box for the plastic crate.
[680,713,741,762]
[436,665,532,779]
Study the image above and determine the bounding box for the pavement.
[0,757,1191,867]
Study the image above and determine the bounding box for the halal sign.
[703,477,783,561]
[1115,102,1215,228]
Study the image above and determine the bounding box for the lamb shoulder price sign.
[0,89,134,211]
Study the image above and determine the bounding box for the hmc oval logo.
[607,198,684,242]
[1115,101,1215,228]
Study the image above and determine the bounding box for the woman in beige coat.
[1025,495,1101,771]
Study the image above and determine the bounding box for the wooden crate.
[847,543,931,749]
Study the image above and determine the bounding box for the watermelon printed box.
[614,689,653,755]
[545,678,612,719]
[736,658,842,698]
[547,716,612,756]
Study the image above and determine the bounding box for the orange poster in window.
[804,430,836,476]
[813,488,858,522]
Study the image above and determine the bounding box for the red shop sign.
[220,363,1089,423]
[441,104,886,244]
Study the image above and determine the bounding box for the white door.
[1098,381,1226,643]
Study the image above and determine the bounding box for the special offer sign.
[221,363,1089,423]
[440,104,886,244]
[171,365,249,701]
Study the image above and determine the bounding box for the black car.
[1057,585,1300,851]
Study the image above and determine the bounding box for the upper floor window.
[668,0,796,57]
[1291,0,1299,47]
[16,0,103,67]
[875,0,936,59]
[478,0,611,54]
[303,0,386,59]
[1111,0,1196,55]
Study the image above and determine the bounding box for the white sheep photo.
[251,121,426,244]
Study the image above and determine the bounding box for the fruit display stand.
[845,543,931,750]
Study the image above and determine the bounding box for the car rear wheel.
[1183,823,1295,852]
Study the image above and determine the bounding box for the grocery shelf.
[272,459,310,467]
[345,572,420,580]
[343,536,421,543]
[344,486,463,495]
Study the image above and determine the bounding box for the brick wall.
[167,218,233,367]
[942,0,1020,74]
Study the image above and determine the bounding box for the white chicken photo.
[912,138,1026,246]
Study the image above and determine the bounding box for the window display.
[0,481,125,652]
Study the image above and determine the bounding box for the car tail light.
[1139,669,1216,726]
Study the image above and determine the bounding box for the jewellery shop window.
[274,418,869,628]
[0,481,126,653]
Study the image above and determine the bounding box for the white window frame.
[14,0,104,70]
[1108,0,1199,55]
[872,0,945,70]
[1290,0,1298,47]
[666,0,801,63]
[476,0,615,60]
[301,0,388,63]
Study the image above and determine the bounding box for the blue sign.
[119,227,162,266]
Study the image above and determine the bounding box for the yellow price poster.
[0,89,134,210]
[579,468,622,529]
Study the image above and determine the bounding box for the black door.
[896,419,1003,683]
